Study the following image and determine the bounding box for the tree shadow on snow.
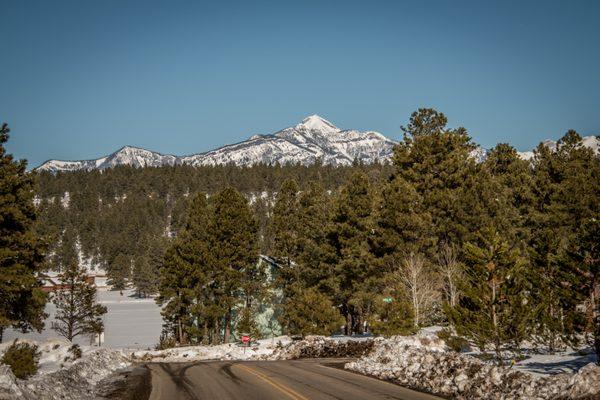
[521,353,597,375]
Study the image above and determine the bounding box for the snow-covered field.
[4,289,163,349]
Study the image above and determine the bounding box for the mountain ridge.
[36,115,599,172]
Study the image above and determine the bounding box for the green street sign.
[383,297,393,303]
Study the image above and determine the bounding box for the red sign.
[242,335,250,343]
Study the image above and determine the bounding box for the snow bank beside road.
[131,336,293,363]
[345,337,600,400]
[0,347,129,400]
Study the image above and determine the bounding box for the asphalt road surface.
[142,359,441,400]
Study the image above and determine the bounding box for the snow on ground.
[131,336,293,363]
[345,332,600,400]
[0,342,129,400]
[1,328,599,400]
[4,289,163,349]
[512,348,597,377]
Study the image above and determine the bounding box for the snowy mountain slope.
[37,146,177,172]
[182,115,396,166]
[36,115,397,171]
[35,116,599,172]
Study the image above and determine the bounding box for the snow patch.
[345,336,600,399]
[0,340,129,400]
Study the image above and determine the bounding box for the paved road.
[143,359,441,400]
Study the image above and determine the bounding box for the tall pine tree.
[328,172,376,334]
[208,188,260,343]
[0,123,47,342]
[158,193,212,344]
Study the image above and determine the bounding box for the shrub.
[155,334,177,350]
[68,344,82,360]
[1,340,41,379]
[437,328,470,352]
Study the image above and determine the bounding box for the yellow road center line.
[236,364,309,400]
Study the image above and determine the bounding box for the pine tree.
[328,172,376,334]
[278,286,344,337]
[369,291,415,336]
[528,131,594,352]
[0,123,47,342]
[236,307,261,341]
[132,254,156,298]
[373,175,432,268]
[158,193,212,345]
[392,108,476,250]
[295,181,335,293]
[208,187,260,343]
[52,261,107,342]
[52,226,79,272]
[107,253,130,291]
[132,236,165,298]
[270,179,301,291]
[447,228,531,362]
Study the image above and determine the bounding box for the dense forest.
[31,109,599,361]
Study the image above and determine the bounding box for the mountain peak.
[295,115,339,134]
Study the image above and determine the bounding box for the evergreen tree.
[328,172,376,334]
[295,182,335,293]
[236,307,261,341]
[107,253,130,291]
[373,175,432,268]
[447,228,531,362]
[392,108,476,250]
[369,291,415,336]
[132,236,166,298]
[208,187,260,343]
[158,193,212,344]
[528,131,593,352]
[52,261,107,342]
[278,286,344,337]
[53,226,79,272]
[270,179,300,290]
[132,254,156,298]
[0,123,47,342]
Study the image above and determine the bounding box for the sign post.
[241,333,250,353]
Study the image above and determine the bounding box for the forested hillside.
[34,161,393,280]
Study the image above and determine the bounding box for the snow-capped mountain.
[36,115,397,172]
[35,115,599,172]
[37,146,178,172]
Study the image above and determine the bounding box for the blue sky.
[1,0,598,167]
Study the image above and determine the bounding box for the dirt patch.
[271,337,375,360]
[96,364,151,400]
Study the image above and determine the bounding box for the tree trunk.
[214,319,220,345]
[491,277,500,363]
[0,327,3,343]
[178,317,183,344]
[346,312,352,336]
[593,277,600,366]
[203,321,208,345]
[224,309,231,343]
[412,287,419,327]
